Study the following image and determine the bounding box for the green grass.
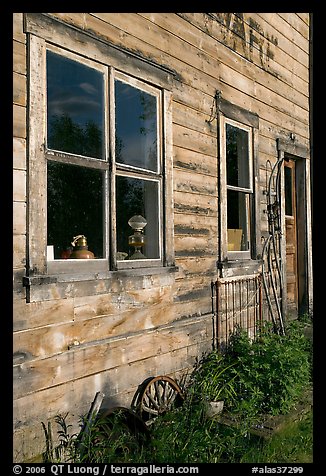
[241,409,313,463]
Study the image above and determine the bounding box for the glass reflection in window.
[284,165,293,216]
[226,124,250,189]
[46,51,105,159]
[116,176,160,259]
[47,161,104,259]
[115,80,158,172]
[227,189,250,251]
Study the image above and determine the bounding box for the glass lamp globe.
[128,215,147,259]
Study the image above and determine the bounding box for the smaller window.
[224,119,253,256]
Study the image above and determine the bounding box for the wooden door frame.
[284,158,298,317]
[277,138,313,318]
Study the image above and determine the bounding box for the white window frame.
[112,71,164,270]
[26,19,174,280]
[219,115,255,261]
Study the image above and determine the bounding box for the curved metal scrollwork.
[262,155,285,335]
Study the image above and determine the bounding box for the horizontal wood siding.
[13,12,311,461]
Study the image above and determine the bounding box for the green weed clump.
[220,320,312,417]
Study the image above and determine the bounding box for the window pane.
[47,51,105,159]
[115,80,158,172]
[227,189,250,251]
[284,165,293,216]
[116,176,160,260]
[226,124,250,188]
[47,162,104,259]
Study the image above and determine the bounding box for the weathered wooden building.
[13,12,313,461]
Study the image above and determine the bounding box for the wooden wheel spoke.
[141,404,159,416]
[136,376,184,423]
[154,380,163,406]
[166,388,178,406]
[144,391,160,410]
[162,381,169,405]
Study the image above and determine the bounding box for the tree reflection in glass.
[47,162,104,259]
[115,79,158,172]
[47,50,105,159]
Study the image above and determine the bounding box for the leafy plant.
[189,351,238,403]
[221,320,312,417]
[42,413,78,463]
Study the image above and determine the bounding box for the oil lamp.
[128,215,147,259]
[70,235,95,259]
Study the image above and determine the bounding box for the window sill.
[217,258,262,278]
[23,265,179,303]
[23,265,179,286]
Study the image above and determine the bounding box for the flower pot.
[206,400,224,418]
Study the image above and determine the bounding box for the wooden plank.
[173,81,221,119]
[174,211,218,229]
[25,13,175,92]
[27,267,176,303]
[177,13,309,97]
[174,168,217,196]
[174,190,218,218]
[13,235,26,269]
[13,316,212,424]
[73,293,115,320]
[49,12,86,29]
[13,138,26,170]
[296,13,310,26]
[13,297,74,332]
[173,123,216,157]
[140,11,309,101]
[163,89,175,267]
[174,235,217,256]
[13,316,213,399]
[174,275,214,300]
[27,34,47,275]
[176,256,217,277]
[269,13,310,50]
[13,269,28,297]
[249,13,309,61]
[259,121,310,150]
[13,201,26,235]
[13,72,26,106]
[14,287,177,363]
[90,13,222,81]
[13,169,26,202]
[174,145,217,177]
[219,63,256,97]
[220,83,309,140]
[173,100,216,137]
[13,13,26,43]
[13,104,26,138]
[13,40,26,75]
[219,63,309,122]
[175,297,213,321]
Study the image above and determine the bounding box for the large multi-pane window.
[45,47,164,269]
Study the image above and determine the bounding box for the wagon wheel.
[133,376,184,425]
